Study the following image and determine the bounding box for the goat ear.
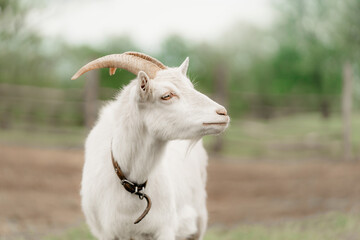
[179,57,189,75]
[137,71,151,98]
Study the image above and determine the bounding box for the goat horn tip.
[71,73,81,80]
[109,67,117,76]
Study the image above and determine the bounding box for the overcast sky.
[28,0,274,51]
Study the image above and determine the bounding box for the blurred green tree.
[0,0,57,86]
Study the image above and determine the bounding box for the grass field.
[0,124,86,148]
[44,212,360,240]
[2,113,360,161]
[205,212,360,240]
[205,113,360,160]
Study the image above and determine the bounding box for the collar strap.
[111,146,152,224]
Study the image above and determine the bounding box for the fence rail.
[0,83,343,130]
[0,83,117,129]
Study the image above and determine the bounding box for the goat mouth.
[203,122,228,126]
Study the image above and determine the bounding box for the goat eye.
[161,93,172,100]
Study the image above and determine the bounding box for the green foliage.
[1,0,360,119]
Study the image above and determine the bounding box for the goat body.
[78,56,229,240]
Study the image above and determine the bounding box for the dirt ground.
[1,144,360,239]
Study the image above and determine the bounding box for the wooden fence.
[0,83,116,129]
[0,83,344,129]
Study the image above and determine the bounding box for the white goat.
[71,52,229,240]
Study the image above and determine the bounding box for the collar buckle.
[121,179,145,195]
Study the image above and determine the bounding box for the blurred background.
[1,0,360,239]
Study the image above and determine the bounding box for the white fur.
[80,58,229,240]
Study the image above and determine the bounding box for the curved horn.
[71,52,167,80]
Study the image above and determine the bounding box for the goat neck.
[111,97,167,184]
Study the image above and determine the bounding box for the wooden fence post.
[84,69,99,129]
[342,61,353,161]
[0,104,11,129]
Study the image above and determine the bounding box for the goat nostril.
[216,108,227,116]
